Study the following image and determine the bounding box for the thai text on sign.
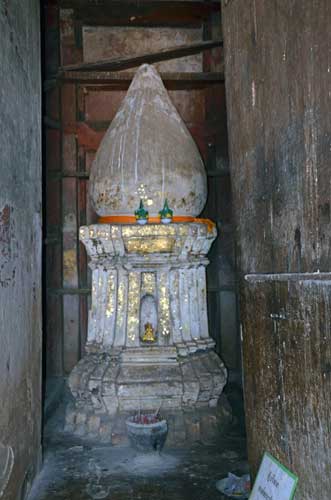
[249,452,298,500]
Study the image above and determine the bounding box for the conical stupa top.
[90,64,207,217]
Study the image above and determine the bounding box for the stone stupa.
[66,64,228,443]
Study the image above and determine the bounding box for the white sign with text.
[249,452,298,500]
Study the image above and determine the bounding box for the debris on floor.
[216,472,251,499]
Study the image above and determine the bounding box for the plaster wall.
[0,1,42,498]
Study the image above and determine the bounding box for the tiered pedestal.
[65,223,229,443]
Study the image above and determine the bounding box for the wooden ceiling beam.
[59,1,220,27]
[61,40,223,72]
[56,71,225,89]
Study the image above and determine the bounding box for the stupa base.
[65,347,228,444]
[65,398,232,447]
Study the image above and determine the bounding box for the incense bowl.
[126,414,168,453]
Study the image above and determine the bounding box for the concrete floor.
[28,384,248,500]
[29,439,248,500]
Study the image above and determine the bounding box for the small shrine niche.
[139,273,158,344]
[140,294,158,344]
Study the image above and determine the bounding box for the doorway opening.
[37,1,247,498]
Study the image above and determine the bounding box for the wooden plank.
[219,290,239,370]
[44,116,61,129]
[63,294,80,373]
[44,22,63,374]
[62,167,80,372]
[83,86,206,123]
[242,274,331,497]
[76,90,89,352]
[223,1,331,498]
[60,8,83,66]
[48,171,90,179]
[59,1,220,27]
[84,89,126,122]
[223,0,331,275]
[45,86,60,121]
[46,178,62,230]
[47,287,91,295]
[61,40,223,72]
[46,129,61,171]
[44,78,58,92]
[57,70,225,89]
[46,294,64,377]
[79,295,88,358]
[61,83,76,125]
[62,178,78,288]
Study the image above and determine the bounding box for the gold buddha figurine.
[142,322,156,343]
